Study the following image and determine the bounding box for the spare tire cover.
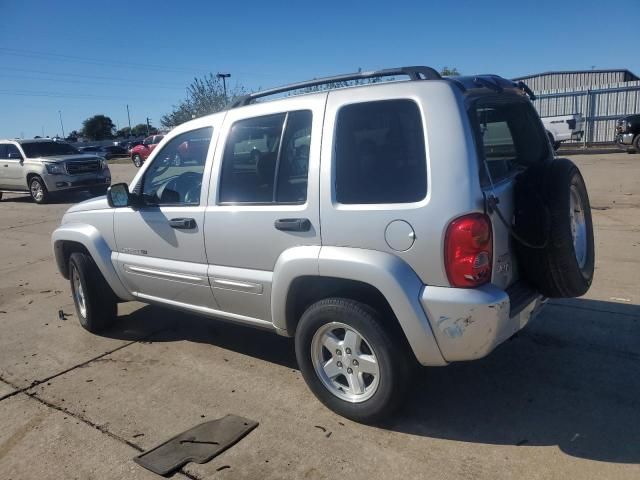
[513,158,595,298]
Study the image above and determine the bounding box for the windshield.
[21,141,80,158]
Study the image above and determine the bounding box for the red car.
[130,134,164,167]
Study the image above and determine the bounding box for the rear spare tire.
[514,158,594,298]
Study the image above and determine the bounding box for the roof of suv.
[229,66,530,109]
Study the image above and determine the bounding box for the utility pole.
[146,117,151,136]
[217,73,231,100]
[58,110,65,138]
[126,104,132,135]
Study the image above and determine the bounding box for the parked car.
[0,139,111,203]
[79,145,128,160]
[52,66,594,422]
[130,134,164,167]
[541,114,584,151]
[616,114,640,153]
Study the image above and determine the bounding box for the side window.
[335,100,427,204]
[154,135,164,144]
[143,137,153,146]
[473,101,549,183]
[6,144,21,159]
[219,110,312,204]
[141,127,212,206]
[0,145,8,159]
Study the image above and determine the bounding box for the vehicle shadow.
[102,297,640,464]
[0,191,100,205]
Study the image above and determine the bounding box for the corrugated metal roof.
[512,69,640,93]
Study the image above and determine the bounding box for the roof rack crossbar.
[229,66,442,108]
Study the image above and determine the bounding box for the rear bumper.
[421,283,545,362]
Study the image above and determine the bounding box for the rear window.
[335,99,427,204]
[471,99,549,183]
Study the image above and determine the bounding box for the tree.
[440,66,461,76]
[82,115,115,140]
[161,74,246,128]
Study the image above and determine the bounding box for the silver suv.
[52,67,594,422]
[0,139,111,203]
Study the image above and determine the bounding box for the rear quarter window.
[334,99,427,204]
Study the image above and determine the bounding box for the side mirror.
[107,183,133,208]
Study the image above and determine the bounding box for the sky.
[0,0,637,139]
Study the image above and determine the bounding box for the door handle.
[274,218,311,232]
[169,218,197,229]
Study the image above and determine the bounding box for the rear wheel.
[295,298,411,423]
[68,252,117,333]
[29,175,49,204]
[132,154,143,168]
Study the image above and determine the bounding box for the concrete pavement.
[1,154,639,479]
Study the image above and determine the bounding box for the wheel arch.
[52,224,133,301]
[272,246,446,366]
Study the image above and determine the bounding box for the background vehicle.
[541,114,584,150]
[0,139,111,203]
[52,67,594,422]
[616,114,640,153]
[78,145,128,160]
[130,134,164,167]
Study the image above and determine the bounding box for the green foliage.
[161,74,246,128]
[82,115,115,140]
[440,66,461,76]
[116,124,157,138]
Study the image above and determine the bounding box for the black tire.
[29,175,49,204]
[546,131,558,152]
[295,298,412,424]
[515,158,595,298]
[68,252,117,333]
[633,135,640,154]
[132,154,143,168]
[0,192,3,201]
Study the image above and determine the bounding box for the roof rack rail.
[229,66,442,109]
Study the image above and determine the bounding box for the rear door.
[2,144,26,189]
[469,97,551,289]
[203,96,323,323]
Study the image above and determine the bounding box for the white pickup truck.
[542,114,584,150]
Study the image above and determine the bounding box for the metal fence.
[532,80,640,144]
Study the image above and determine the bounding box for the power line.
[0,47,210,74]
[0,89,160,101]
[8,67,187,87]
[0,73,185,91]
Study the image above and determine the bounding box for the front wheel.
[69,252,117,333]
[633,135,640,154]
[295,298,412,423]
[29,175,49,204]
[132,154,143,168]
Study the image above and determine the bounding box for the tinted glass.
[21,141,79,157]
[142,127,212,205]
[473,100,549,182]
[0,145,7,159]
[6,144,21,158]
[335,100,427,204]
[276,111,312,203]
[219,113,286,203]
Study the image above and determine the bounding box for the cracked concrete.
[1,156,640,479]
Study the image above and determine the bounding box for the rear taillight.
[444,213,493,288]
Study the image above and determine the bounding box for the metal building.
[513,69,640,144]
[513,69,639,92]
